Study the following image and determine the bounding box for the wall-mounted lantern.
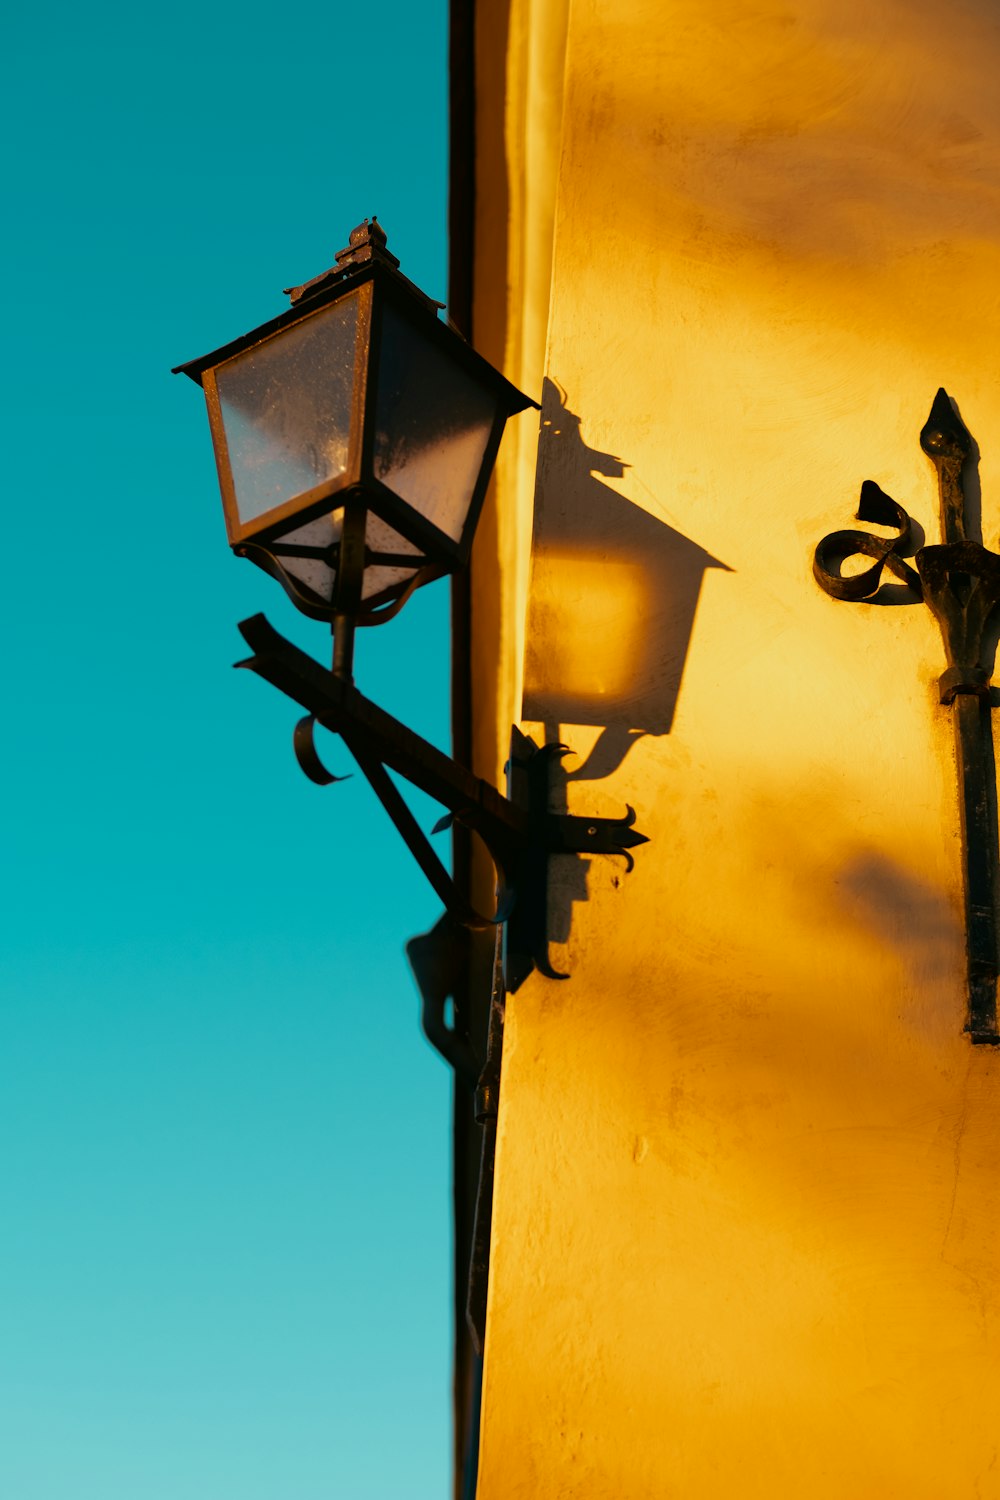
[174,220,648,987]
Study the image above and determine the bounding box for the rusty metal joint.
[938,667,991,704]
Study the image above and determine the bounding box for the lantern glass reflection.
[374,301,498,544]
[215,294,359,525]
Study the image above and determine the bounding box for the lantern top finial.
[334,217,399,271]
[284,217,402,307]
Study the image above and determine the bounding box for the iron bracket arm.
[236,613,527,852]
[234,614,648,980]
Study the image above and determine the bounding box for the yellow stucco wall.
[471,0,1000,1494]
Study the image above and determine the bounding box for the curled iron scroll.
[293,715,352,785]
[813,481,922,601]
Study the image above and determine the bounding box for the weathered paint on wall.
[469,0,1000,1493]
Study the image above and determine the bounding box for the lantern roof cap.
[172,219,446,385]
[281,217,444,316]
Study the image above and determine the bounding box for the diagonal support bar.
[237,613,528,849]
[345,735,506,931]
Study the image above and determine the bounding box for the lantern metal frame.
[173,219,532,625]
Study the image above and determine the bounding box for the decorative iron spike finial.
[813,393,1000,1044]
[920,387,972,547]
[920,387,972,463]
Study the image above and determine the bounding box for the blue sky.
[2,2,456,1495]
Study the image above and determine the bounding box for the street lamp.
[174,218,531,681]
[174,220,647,986]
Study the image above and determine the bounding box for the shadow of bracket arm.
[406,915,481,1088]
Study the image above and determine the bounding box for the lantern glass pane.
[362,511,424,601]
[216,295,359,525]
[271,513,337,605]
[374,303,498,543]
[274,508,424,605]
